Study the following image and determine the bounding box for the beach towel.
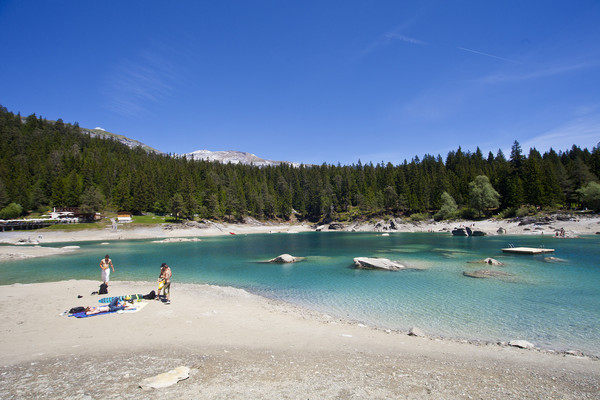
[98,294,144,303]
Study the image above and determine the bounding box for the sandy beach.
[1,218,599,398]
[0,280,598,399]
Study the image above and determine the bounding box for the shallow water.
[2,232,599,355]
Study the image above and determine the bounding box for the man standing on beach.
[100,254,115,286]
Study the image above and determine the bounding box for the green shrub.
[409,212,430,221]
[458,207,478,219]
[0,203,23,219]
[515,205,537,218]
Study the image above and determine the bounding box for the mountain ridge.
[79,125,300,166]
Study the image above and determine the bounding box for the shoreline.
[1,215,599,262]
[1,280,598,399]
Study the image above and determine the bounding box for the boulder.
[328,223,345,230]
[268,254,297,263]
[497,227,507,234]
[482,257,503,266]
[471,230,487,236]
[353,257,406,271]
[408,327,425,337]
[508,340,535,349]
[452,228,468,236]
[140,366,190,390]
[463,269,512,279]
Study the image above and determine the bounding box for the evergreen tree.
[80,186,105,214]
[169,193,185,221]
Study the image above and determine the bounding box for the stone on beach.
[408,327,425,337]
[509,340,535,349]
[353,257,406,271]
[139,366,191,390]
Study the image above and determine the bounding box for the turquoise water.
[2,232,599,355]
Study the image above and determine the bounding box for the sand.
[0,280,598,399]
[1,218,599,398]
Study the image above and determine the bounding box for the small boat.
[229,232,236,235]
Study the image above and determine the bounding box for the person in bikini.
[156,263,172,303]
[85,298,134,315]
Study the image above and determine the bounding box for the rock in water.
[268,254,297,263]
[140,366,190,390]
[353,257,405,271]
[452,228,468,236]
[482,257,503,266]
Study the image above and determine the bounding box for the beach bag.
[143,290,156,300]
[99,283,108,294]
[69,306,85,314]
[158,280,165,291]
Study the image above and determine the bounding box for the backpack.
[143,290,156,300]
[99,283,108,294]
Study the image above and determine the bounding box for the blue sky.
[1,1,599,165]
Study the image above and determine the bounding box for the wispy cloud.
[520,115,600,153]
[457,46,521,64]
[361,32,427,56]
[478,61,594,84]
[103,48,180,117]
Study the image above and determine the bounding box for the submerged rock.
[543,256,567,263]
[463,269,512,279]
[353,257,406,271]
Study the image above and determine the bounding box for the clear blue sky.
[1,1,599,165]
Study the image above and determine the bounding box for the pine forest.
[1,106,599,222]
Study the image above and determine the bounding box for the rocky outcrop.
[268,254,298,263]
[328,223,345,230]
[463,269,512,279]
[353,257,406,271]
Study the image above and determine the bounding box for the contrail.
[457,46,520,63]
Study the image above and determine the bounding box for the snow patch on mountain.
[184,150,300,167]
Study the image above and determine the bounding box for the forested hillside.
[1,106,599,222]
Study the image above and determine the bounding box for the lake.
[2,232,599,356]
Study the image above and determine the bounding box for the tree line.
[1,106,599,222]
